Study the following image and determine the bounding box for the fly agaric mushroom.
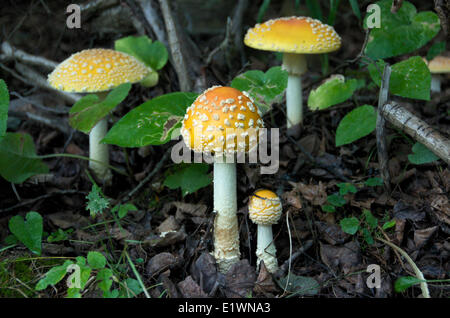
[244,17,341,136]
[424,55,450,93]
[248,189,282,274]
[48,49,149,181]
[180,86,264,273]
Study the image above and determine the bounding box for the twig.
[377,237,430,298]
[158,0,191,91]
[1,41,57,70]
[381,102,450,165]
[376,63,392,192]
[119,150,170,204]
[136,0,169,47]
[8,110,71,134]
[0,190,85,214]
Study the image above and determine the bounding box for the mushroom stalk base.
[256,224,278,273]
[89,117,112,182]
[213,158,240,273]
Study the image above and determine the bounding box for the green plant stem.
[377,237,430,298]
[124,251,150,298]
[39,153,127,176]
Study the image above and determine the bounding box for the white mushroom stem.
[282,53,307,136]
[212,156,240,273]
[430,75,441,93]
[89,92,112,182]
[256,224,278,273]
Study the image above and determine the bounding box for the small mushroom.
[180,86,264,273]
[244,17,341,136]
[424,55,450,93]
[48,49,149,182]
[248,189,282,274]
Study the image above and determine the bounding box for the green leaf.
[362,227,374,245]
[69,83,131,133]
[0,132,48,183]
[231,66,288,115]
[0,79,9,139]
[35,260,74,291]
[308,75,358,110]
[121,278,143,297]
[257,0,271,23]
[368,57,431,100]
[103,92,198,147]
[335,105,377,146]
[327,194,347,207]
[277,274,320,296]
[340,217,360,235]
[115,36,168,71]
[97,268,114,293]
[164,163,212,197]
[365,177,383,187]
[394,276,423,293]
[363,210,378,229]
[337,182,358,195]
[87,251,107,269]
[382,219,396,230]
[364,0,440,59]
[408,142,439,165]
[8,211,43,255]
[426,42,446,61]
[322,205,336,213]
[85,184,110,217]
[112,203,138,219]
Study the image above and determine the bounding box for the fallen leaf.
[178,275,208,298]
[224,260,256,298]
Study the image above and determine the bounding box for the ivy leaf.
[308,75,358,110]
[368,57,431,101]
[115,35,168,71]
[9,211,43,255]
[364,0,440,59]
[164,163,212,196]
[87,251,107,269]
[69,83,131,134]
[408,142,439,165]
[231,66,288,115]
[340,217,360,235]
[0,79,9,139]
[335,105,377,146]
[0,132,49,183]
[103,92,198,147]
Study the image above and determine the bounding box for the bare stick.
[1,41,57,70]
[158,0,191,91]
[376,64,392,192]
[381,102,450,165]
[137,0,169,47]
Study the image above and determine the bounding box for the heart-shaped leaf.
[103,92,198,147]
[339,217,360,235]
[368,57,431,100]
[408,142,439,165]
[69,83,131,134]
[0,79,9,139]
[0,132,49,183]
[308,75,358,110]
[115,36,168,71]
[364,0,440,59]
[9,211,43,255]
[231,66,288,115]
[335,105,377,146]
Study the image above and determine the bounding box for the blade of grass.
[348,0,361,21]
[305,0,323,21]
[257,0,271,23]
[125,251,150,298]
[328,0,341,25]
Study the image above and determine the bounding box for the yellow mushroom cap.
[248,189,282,225]
[180,86,264,155]
[244,16,341,54]
[48,49,149,93]
[426,56,450,74]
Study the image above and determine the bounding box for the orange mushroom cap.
[248,189,282,225]
[244,16,341,54]
[180,86,264,155]
[48,49,149,93]
[425,56,450,74]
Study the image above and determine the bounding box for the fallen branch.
[1,41,57,70]
[381,102,450,165]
